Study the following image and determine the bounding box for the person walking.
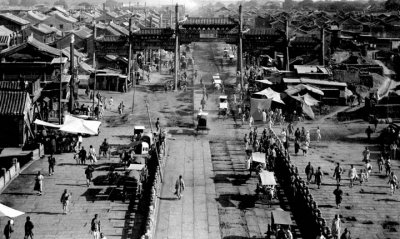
[249,115,254,129]
[333,163,343,184]
[88,145,97,164]
[85,165,95,187]
[294,139,300,155]
[34,171,44,195]
[79,146,87,165]
[155,118,160,132]
[74,142,82,164]
[385,157,392,176]
[340,228,351,239]
[362,147,370,162]
[3,220,13,239]
[365,160,372,181]
[262,110,267,124]
[348,165,358,188]
[315,167,323,189]
[333,185,343,208]
[316,126,322,142]
[378,154,384,173]
[48,154,56,176]
[24,216,34,239]
[60,189,71,214]
[331,215,341,239]
[305,162,314,184]
[175,175,185,199]
[388,171,398,195]
[390,142,398,160]
[91,214,101,239]
[365,126,373,141]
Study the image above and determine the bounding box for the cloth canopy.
[59,115,101,135]
[33,119,61,128]
[0,203,25,218]
[255,79,273,85]
[250,98,271,121]
[259,171,277,186]
[290,93,319,119]
[272,210,293,225]
[285,84,324,96]
[252,152,266,164]
[253,88,285,104]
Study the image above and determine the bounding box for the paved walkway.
[288,135,400,239]
[154,137,220,239]
[0,152,141,239]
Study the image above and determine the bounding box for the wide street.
[0,41,399,239]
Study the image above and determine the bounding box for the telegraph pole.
[174,3,179,91]
[59,49,63,125]
[127,17,132,92]
[92,22,97,110]
[285,20,290,71]
[69,35,75,112]
[320,27,325,66]
[237,4,243,89]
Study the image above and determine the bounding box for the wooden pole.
[285,20,290,71]
[93,23,97,110]
[127,17,132,92]
[174,3,179,91]
[69,35,75,112]
[238,4,243,89]
[59,49,63,125]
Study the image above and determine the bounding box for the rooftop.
[0,13,30,26]
[0,91,30,116]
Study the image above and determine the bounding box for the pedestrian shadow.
[31,211,64,215]
[56,183,86,187]
[57,163,82,166]
[1,192,36,196]
[359,189,387,195]
[159,196,178,201]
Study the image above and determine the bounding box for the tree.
[54,0,68,9]
[385,0,400,10]
[298,0,314,9]
[20,0,36,6]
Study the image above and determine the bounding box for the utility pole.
[127,17,132,92]
[92,22,97,110]
[59,49,63,125]
[174,3,179,91]
[237,4,243,89]
[320,27,325,66]
[285,19,290,71]
[69,35,75,112]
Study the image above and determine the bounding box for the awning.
[127,164,145,171]
[255,79,273,85]
[33,119,61,128]
[253,88,285,104]
[252,152,265,164]
[285,84,324,96]
[272,210,293,225]
[259,171,277,186]
[0,203,25,218]
[59,115,101,135]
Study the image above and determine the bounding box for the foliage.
[385,0,400,10]
[54,0,68,9]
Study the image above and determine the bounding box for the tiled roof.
[246,28,280,36]
[27,11,47,22]
[134,28,174,36]
[0,91,30,116]
[0,13,30,26]
[110,21,129,36]
[0,81,25,91]
[31,23,56,34]
[52,11,77,24]
[0,25,13,35]
[182,17,236,26]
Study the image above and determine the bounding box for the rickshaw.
[133,126,145,141]
[212,74,222,91]
[223,49,228,58]
[196,111,209,134]
[119,163,147,201]
[218,95,228,119]
[256,170,277,207]
[251,152,266,173]
[269,209,294,239]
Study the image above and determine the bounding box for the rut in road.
[209,140,302,238]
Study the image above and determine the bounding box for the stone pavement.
[288,131,400,239]
[0,153,141,239]
[154,137,220,239]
